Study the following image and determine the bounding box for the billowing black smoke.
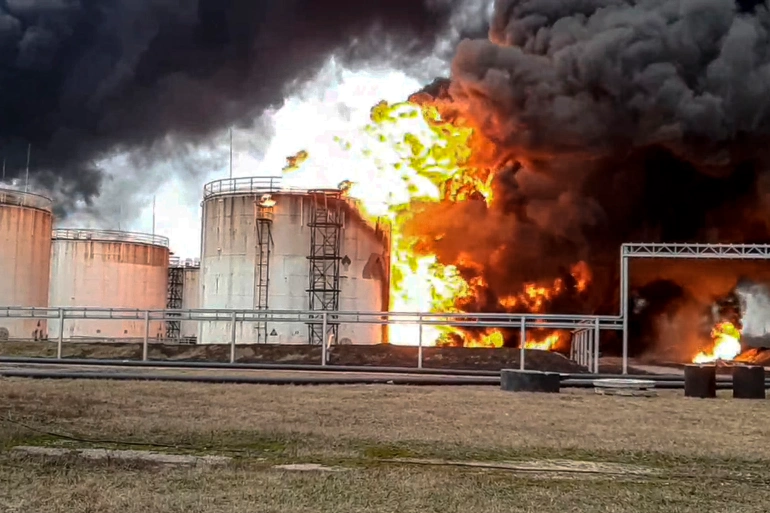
[405,0,770,353]
[0,0,476,212]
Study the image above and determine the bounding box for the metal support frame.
[306,191,342,346]
[254,201,273,344]
[620,243,770,374]
[165,265,184,339]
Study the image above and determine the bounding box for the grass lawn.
[2,379,770,512]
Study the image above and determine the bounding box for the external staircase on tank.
[306,190,343,346]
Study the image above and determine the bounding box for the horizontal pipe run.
[0,356,756,386]
[1,357,747,381]
[0,370,499,386]
[2,370,767,389]
[0,357,710,381]
[0,357,500,376]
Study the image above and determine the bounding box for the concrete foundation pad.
[380,457,658,477]
[273,463,348,472]
[12,446,231,466]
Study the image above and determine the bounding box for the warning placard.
[269,329,278,336]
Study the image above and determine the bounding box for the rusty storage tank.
[48,229,170,340]
[199,176,390,345]
[0,188,53,340]
[166,257,200,342]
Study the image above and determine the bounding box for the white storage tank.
[166,257,200,341]
[0,188,53,340]
[199,177,390,345]
[48,229,170,340]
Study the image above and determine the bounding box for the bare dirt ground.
[2,379,770,512]
[0,340,657,374]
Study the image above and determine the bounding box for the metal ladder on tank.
[254,203,273,343]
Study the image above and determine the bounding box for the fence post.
[321,312,328,366]
[594,317,600,374]
[56,308,64,360]
[519,316,526,370]
[230,311,237,364]
[142,310,150,362]
[417,315,423,369]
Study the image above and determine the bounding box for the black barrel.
[732,365,766,399]
[684,364,717,398]
[500,369,560,393]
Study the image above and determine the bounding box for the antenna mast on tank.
[2,157,5,182]
[152,196,156,237]
[24,143,30,192]
[229,128,233,179]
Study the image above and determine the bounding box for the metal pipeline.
[2,369,767,389]
[0,356,702,381]
[0,370,499,386]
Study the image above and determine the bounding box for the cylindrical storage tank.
[199,177,389,345]
[48,229,170,340]
[0,188,53,340]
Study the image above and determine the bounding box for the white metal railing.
[52,229,170,248]
[0,187,53,212]
[0,306,623,368]
[203,176,299,199]
[169,256,200,268]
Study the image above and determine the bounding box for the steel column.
[56,308,64,360]
[621,252,629,375]
[230,311,237,364]
[142,310,150,361]
[417,315,424,369]
[519,316,526,370]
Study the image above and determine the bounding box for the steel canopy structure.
[620,243,770,374]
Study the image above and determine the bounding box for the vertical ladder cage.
[166,266,184,339]
[254,197,274,343]
[307,191,343,346]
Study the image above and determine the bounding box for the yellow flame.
[283,150,309,173]
[693,321,742,363]
[330,100,488,345]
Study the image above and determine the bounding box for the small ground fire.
[693,322,743,364]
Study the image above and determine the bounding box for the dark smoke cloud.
[408,0,770,353]
[0,0,475,214]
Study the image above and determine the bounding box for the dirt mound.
[0,341,588,373]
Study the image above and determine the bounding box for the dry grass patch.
[2,454,770,513]
[3,379,770,460]
[3,378,770,512]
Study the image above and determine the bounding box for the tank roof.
[52,228,170,248]
[203,176,342,200]
[0,187,53,212]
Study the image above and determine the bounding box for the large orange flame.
[692,321,742,363]
[284,99,590,348]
